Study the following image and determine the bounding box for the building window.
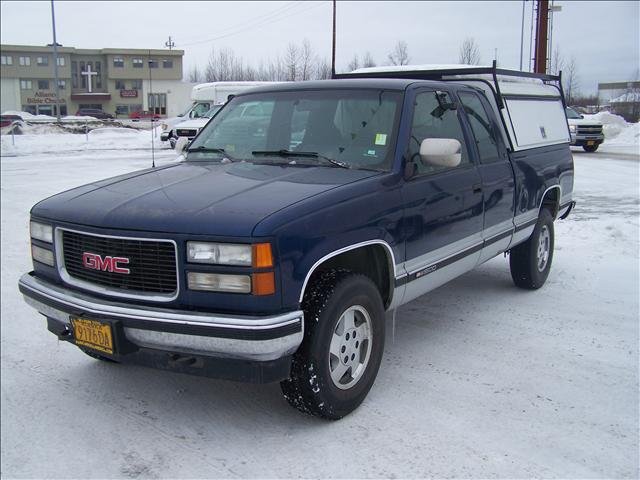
[148,93,167,115]
[133,58,143,68]
[37,56,49,66]
[95,61,102,89]
[162,59,173,69]
[19,56,31,66]
[38,80,50,90]
[130,104,143,113]
[57,57,65,67]
[148,59,158,68]
[80,61,86,88]
[115,105,129,116]
[71,61,78,88]
[115,80,126,90]
[131,79,142,90]
[1,55,12,65]
[58,79,66,90]
[113,57,124,68]
[20,80,32,90]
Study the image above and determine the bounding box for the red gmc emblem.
[82,252,130,274]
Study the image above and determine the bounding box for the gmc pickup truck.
[566,106,605,152]
[19,64,575,419]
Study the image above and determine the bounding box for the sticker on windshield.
[365,149,376,156]
[225,144,236,152]
[375,133,387,146]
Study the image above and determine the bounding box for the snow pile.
[0,128,172,156]
[583,112,639,145]
[2,110,55,121]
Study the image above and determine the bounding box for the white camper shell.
[346,64,570,152]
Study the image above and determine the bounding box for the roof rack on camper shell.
[337,61,570,152]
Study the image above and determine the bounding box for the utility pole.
[534,0,549,74]
[50,0,61,122]
[331,0,336,78]
[148,50,155,168]
[519,0,526,70]
[165,36,175,50]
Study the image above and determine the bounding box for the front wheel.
[583,144,599,152]
[280,270,385,419]
[509,208,555,289]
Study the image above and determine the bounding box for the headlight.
[569,125,576,133]
[187,272,251,293]
[31,245,54,266]
[187,242,252,266]
[30,221,53,243]
[161,123,168,130]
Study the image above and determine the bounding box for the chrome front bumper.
[19,273,304,362]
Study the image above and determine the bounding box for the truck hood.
[174,118,209,129]
[32,161,379,237]
[567,117,603,126]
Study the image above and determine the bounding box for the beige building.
[0,43,192,118]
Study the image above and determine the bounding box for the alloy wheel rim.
[328,305,373,390]
[537,225,550,272]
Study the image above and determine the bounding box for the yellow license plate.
[72,318,113,354]
[587,140,595,146]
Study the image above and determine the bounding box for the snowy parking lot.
[1,129,638,478]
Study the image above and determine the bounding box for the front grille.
[176,128,197,137]
[61,230,177,296]
[577,125,603,135]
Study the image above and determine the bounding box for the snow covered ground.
[1,131,638,478]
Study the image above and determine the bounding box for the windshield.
[565,107,582,119]
[186,89,403,171]
[204,105,222,118]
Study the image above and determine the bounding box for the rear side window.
[409,91,469,176]
[458,91,501,164]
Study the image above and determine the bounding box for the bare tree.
[315,58,332,79]
[564,56,580,104]
[550,46,564,76]
[284,43,300,81]
[347,54,360,72]
[362,52,376,68]
[299,39,315,81]
[188,65,202,83]
[458,37,481,65]
[388,41,410,66]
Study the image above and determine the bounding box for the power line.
[180,2,305,47]
[180,2,325,48]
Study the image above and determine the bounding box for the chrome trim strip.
[55,227,180,303]
[20,273,302,330]
[405,233,484,276]
[298,239,397,303]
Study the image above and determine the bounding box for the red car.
[1,114,24,127]
[129,110,162,120]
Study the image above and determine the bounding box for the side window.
[409,91,469,176]
[458,92,501,164]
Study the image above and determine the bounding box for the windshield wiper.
[251,149,350,169]
[186,146,238,162]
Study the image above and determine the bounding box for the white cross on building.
[81,64,98,93]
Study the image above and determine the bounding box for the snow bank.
[2,110,55,121]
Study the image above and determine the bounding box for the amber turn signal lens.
[252,243,273,268]
[252,272,275,296]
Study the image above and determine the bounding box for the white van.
[160,81,279,146]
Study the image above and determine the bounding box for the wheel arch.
[298,240,396,309]
[539,185,562,219]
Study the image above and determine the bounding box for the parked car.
[75,108,113,120]
[0,114,24,127]
[129,110,162,120]
[19,65,575,419]
[566,106,604,152]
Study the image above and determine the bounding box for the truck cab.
[19,65,574,420]
[566,106,605,152]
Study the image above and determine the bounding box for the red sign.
[120,89,138,98]
[82,252,130,274]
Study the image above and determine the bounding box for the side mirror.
[419,138,462,168]
[175,137,190,153]
[579,114,584,119]
[177,113,183,117]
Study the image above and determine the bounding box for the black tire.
[81,348,117,363]
[280,270,385,419]
[510,208,554,289]
[583,144,599,152]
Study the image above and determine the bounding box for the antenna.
[165,36,175,50]
[148,49,155,168]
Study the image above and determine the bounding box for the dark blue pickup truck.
[19,65,575,419]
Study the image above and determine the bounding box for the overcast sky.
[1,1,638,94]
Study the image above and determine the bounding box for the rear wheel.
[280,270,385,419]
[509,208,555,289]
[583,144,599,152]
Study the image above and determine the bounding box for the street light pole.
[519,0,526,70]
[331,0,336,78]
[50,0,61,122]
